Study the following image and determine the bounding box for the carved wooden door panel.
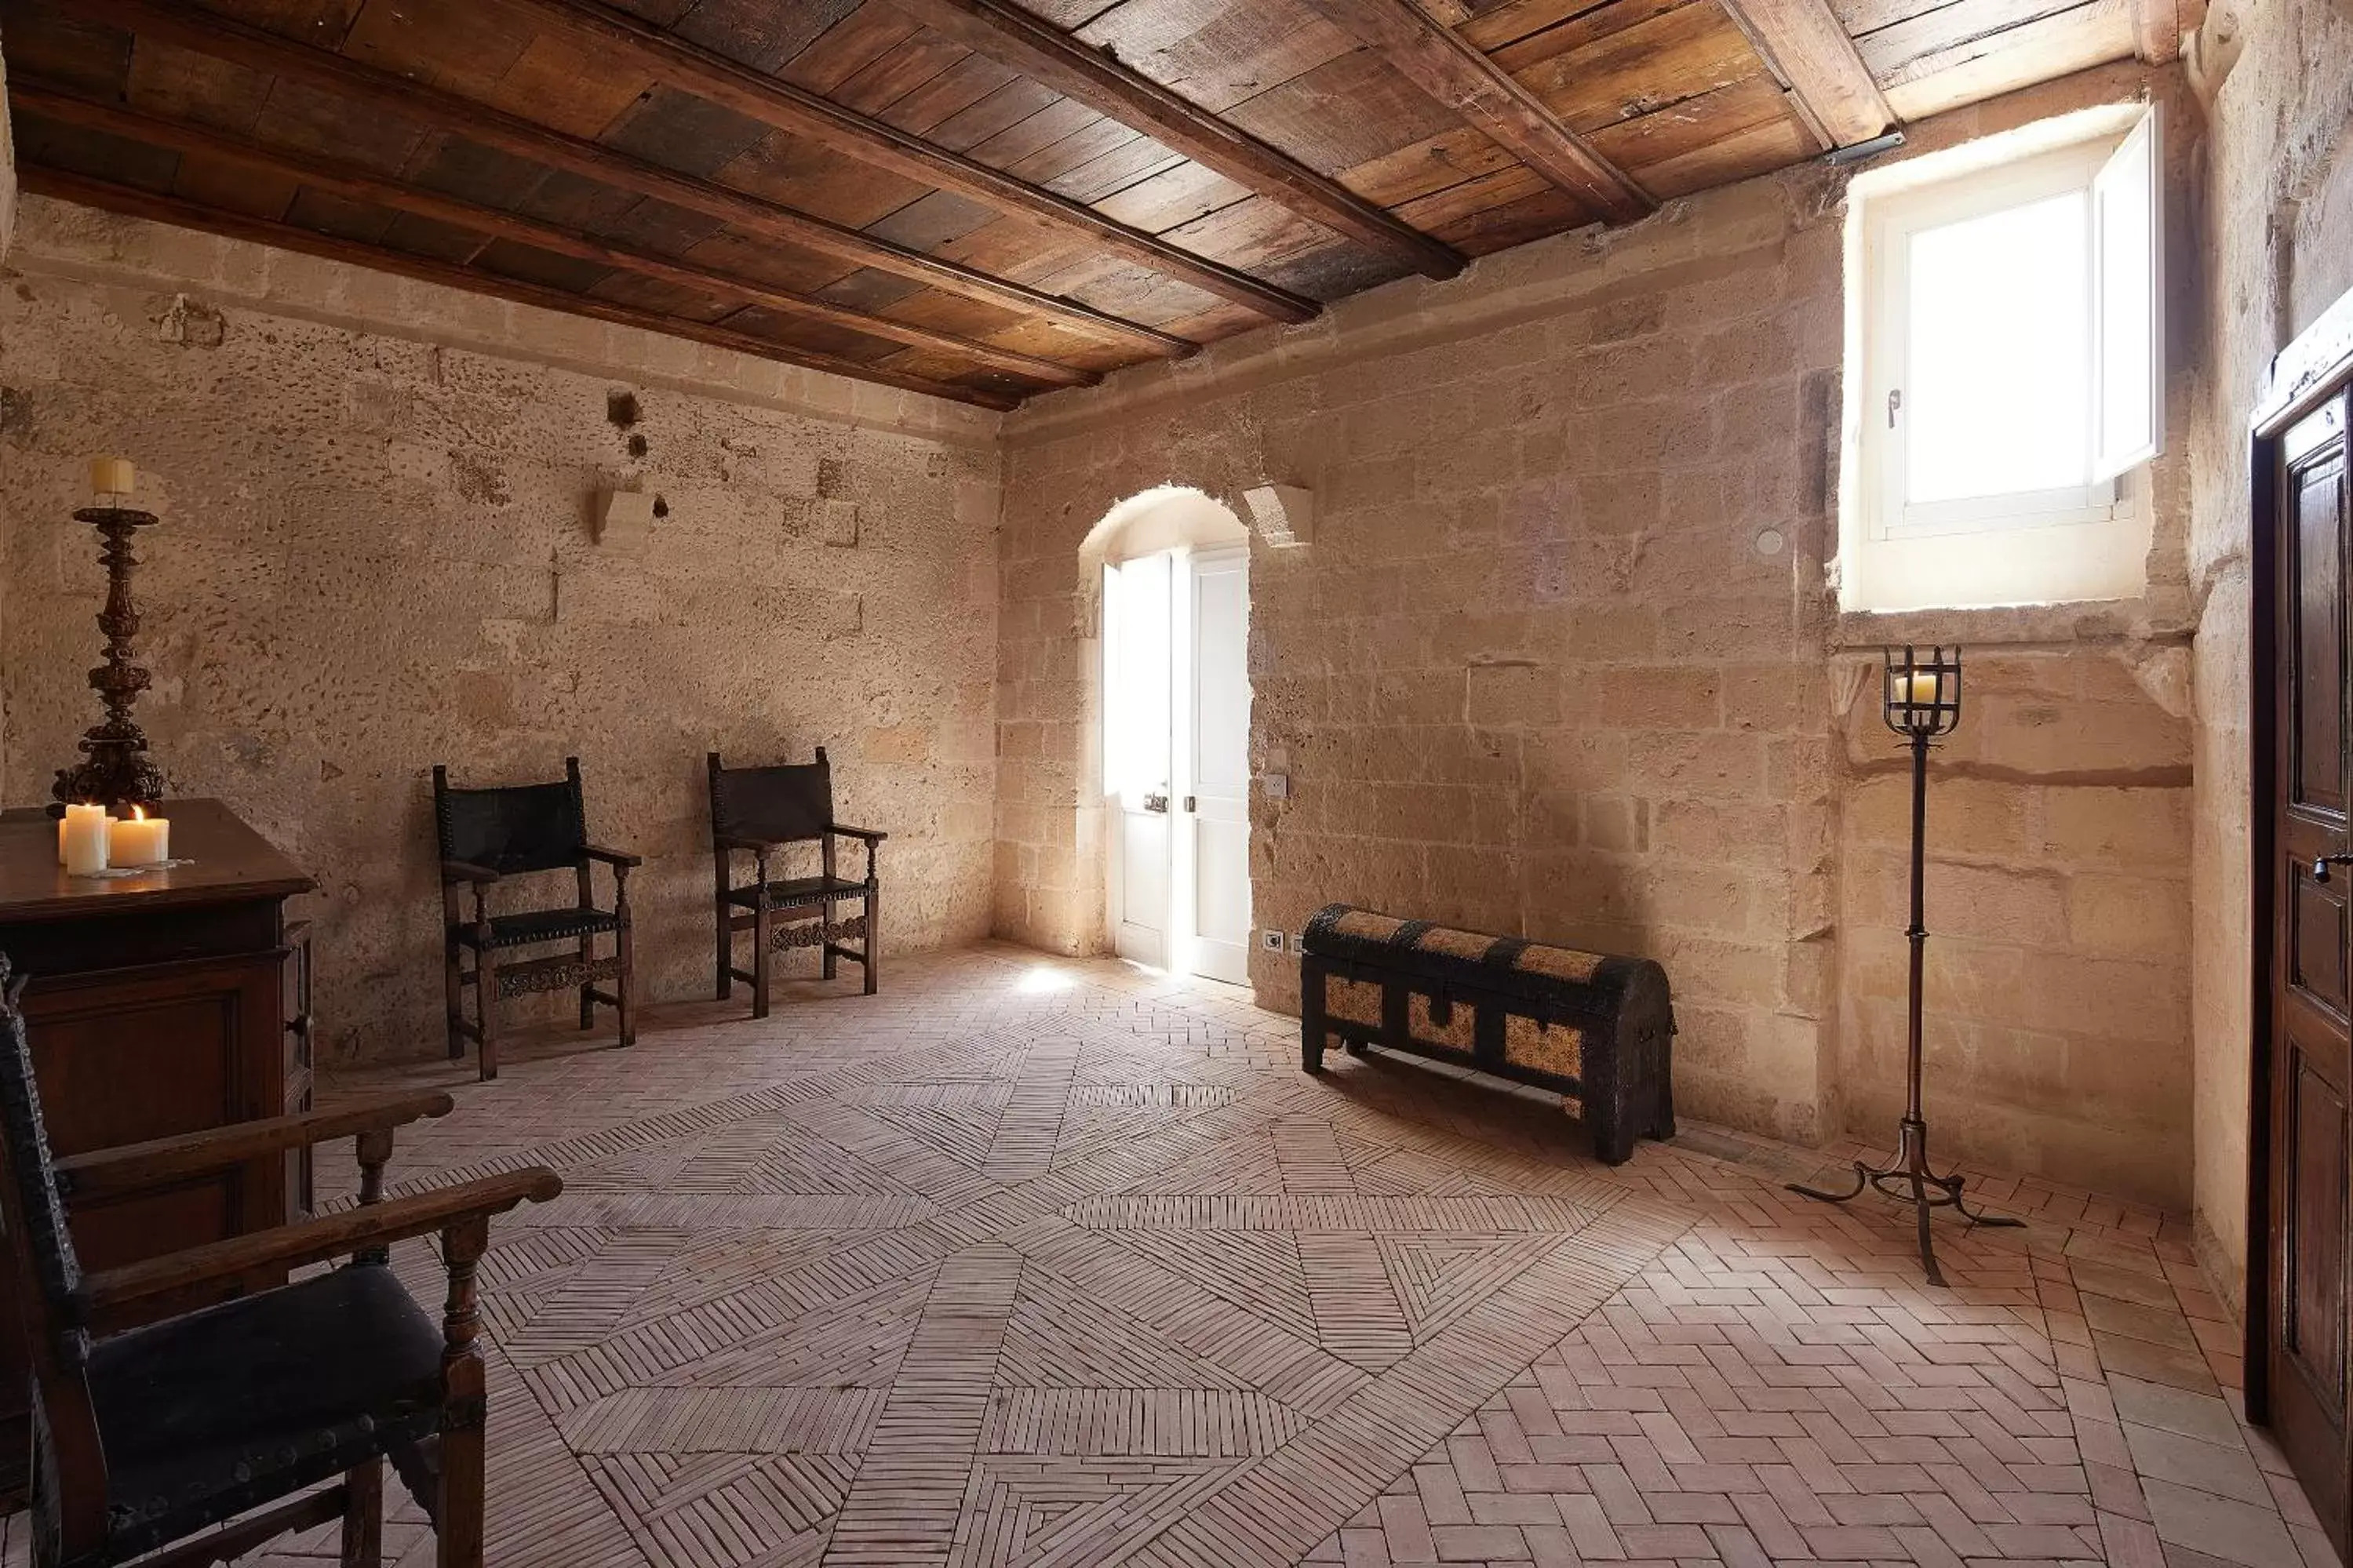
[2271,386,2353,1558]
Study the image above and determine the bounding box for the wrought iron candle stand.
[1787,645,2020,1286]
[52,500,167,813]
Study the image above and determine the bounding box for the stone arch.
[1071,486,1253,962]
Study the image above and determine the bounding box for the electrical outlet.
[1288,932,1306,953]
[1259,930,1286,953]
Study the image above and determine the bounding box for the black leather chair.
[0,955,561,1568]
[434,757,640,1079]
[708,749,886,1018]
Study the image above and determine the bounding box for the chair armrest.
[827,824,888,843]
[54,1091,456,1202]
[443,859,501,886]
[579,842,643,868]
[73,1168,563,1326]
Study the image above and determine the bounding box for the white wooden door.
[1105,552,1172,968]
[1179,547,1251,984]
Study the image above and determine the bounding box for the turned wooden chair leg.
[752,904,772,1021]
[439,1217,490,1568]
[342,1456,384,1568]
[616,923,636,1048]
[475,951,500,1082]
[715,897,732,1002]
[577,927,596,1031]
[443,937,465,1060]
[862,887,880,996]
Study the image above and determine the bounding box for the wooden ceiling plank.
[9,80,1098,388]
[1713,0,1897,146]
[2128,0,2183,60]
[64,0,1194,358]
[14,162,1024,409]
[894,0,1469,280]
[1298,0,1653,222]
[484,0,1319,323]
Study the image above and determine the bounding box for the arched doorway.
[1089,488,1253,983]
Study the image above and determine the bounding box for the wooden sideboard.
[0,799,314,1504]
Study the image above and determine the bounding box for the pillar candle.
[111,806,169,866]
[61,805,109,876]
[1900,671,1939,705]
[89,457,135,499]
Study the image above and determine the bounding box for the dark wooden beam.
[65,0,1194,359]
[491,0,1319,326]
[16,166,1025,410]
[10,82,1098,390]
[896,0,1467,281]
[1299,0,1653,224]
[1714,0,1897,147]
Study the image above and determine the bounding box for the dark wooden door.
[2270,384,2353,1559]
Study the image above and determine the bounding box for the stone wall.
[998,62,2201,1205]
[0,197,1000,1064]
[2184,0,2353,1298]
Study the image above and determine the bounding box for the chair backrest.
[434,757,589,875]
[0,956,107,1552]
[708,750,834,846]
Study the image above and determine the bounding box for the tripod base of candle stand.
[1787,1116,2023,1287]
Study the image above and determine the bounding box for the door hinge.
[1182,795,1197,813]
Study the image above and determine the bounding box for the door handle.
[1143,792,1168,813]
[2317,853,2353,882]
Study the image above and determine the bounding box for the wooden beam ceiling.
[483,0,1320,326]
[10,82,1098,391]
[894,0,1469,282]
[1715,0,1899,148]
[66,0,1197,361]
[1301,0,1655,224]
[20,166,1025,409]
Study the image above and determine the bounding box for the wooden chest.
[1299,904,1676,1164]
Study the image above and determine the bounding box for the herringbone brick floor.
[14,944,2327,1568]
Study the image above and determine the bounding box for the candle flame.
[129,805,145,821]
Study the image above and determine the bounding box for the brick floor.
[16,943,2331,1568]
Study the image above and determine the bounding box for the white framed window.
[1855,107,2163,551]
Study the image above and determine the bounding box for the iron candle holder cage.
[1787,645,2021,1285]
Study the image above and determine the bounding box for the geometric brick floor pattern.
[8,943,2337,1568]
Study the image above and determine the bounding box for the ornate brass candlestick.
[1787,646,2020,1286]
[52,499,166,812]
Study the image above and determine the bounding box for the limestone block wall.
[1833,646,2195,1205]
[998,62,2201,1200]
[2184,0,2353,1294]
[0,198,1000,1064]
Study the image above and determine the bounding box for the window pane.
[2093,111,2161,477]
[1906,188,2090,504]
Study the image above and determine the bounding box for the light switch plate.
[1260,930,1286,952]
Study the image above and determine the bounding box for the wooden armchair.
[434,757,640,1080]
[0,957,561,1568]
[708,750,886,1018]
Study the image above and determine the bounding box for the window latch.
[1888,388,1903,428]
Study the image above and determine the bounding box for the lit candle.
[111,805,169,867]
[1899,670,1939,706]
[61,804,109,876]
[89,457,135,500]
